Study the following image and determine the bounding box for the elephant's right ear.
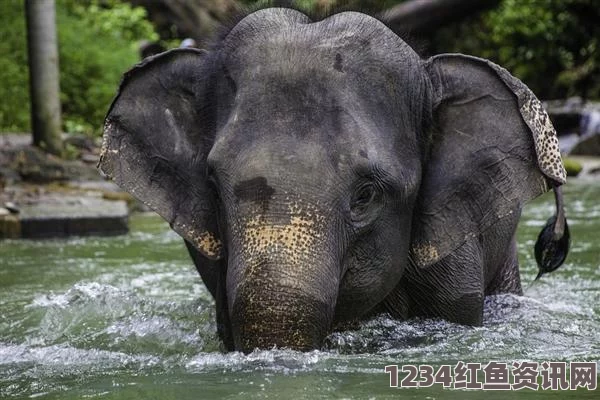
[99,48,223,260]
[410,54,566,268]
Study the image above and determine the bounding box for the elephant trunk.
[231,270,336,351]
[226,208,340,353]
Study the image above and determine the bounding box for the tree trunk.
[379,0,501,36]
[128,0,240,46]
[129,0,502,48]
[25,0,63,156]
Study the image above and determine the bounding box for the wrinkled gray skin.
[100,8,566,353]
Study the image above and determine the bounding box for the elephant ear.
[99,48,223,260]
[411,54,566,268]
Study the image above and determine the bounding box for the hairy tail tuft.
[534,186,570,280]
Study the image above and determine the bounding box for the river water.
[1,181,599,398]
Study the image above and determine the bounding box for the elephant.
[99,8,569,353]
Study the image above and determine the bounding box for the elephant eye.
[206,169,222,202]
[351,183,377,215]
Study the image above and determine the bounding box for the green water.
[1,182,599,399]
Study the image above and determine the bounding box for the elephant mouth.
[230,287,332,352]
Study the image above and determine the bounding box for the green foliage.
[57,0,158,135]
[0,1,30,132]
[0,0,158,134]
[3,0,595,136]
[239,0,599,100]
[435,0,600,100]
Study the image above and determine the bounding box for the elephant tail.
[533,185,570,280]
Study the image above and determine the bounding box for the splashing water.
[1,182,599,399]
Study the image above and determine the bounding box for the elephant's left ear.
[411,54,566,268]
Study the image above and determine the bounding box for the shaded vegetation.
[0,0,157,134]
[0,0,598,136]
[0,1,30,132]
[433,0,600,99]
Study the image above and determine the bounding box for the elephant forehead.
[211,124,365,192]
[221,10,420,87]
[210,86,409,186]
[222,8,417,66]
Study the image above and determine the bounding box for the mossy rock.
[563,158,583,177]
[6,146,102,183]
[13,147,69,183]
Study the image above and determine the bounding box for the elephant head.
[99,8,566,352]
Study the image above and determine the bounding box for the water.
[1,182,599,399]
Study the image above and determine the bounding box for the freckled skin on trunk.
[225,195,340,352]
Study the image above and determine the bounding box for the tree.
[25,0,63,155]
[127,0,239,45]
[0,0,159,136]
[433,0,600,99]
[381,0,501,36]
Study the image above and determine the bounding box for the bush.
[0,0,158,134]
[434,0,600,100]
[0,1,30,132]
[244,0,600,100]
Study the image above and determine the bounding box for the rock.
[544,98,600,157]
[570,134,600,156]
[61,160,103,182]
[0,167,22,185]
[0,134,31,148]
[549,99,600,156]
[545,98,600,136]
[64,134,96,152]
[17,197,129,238]
[80,153,99,164]
[0,134,131,239]
[1,144,102,183]
[12,147,70,183]
[3,202,19,214]
[558,133,580,154]
[102,191,135,203]
[0,214,20,239]
[581,109,600,137]
[545,97,586,135]
[562,156,600,179]
[69,181,121,191]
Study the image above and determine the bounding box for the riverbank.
[565,156,600,179]
[0,133,134,239]
[2,132,600,239]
